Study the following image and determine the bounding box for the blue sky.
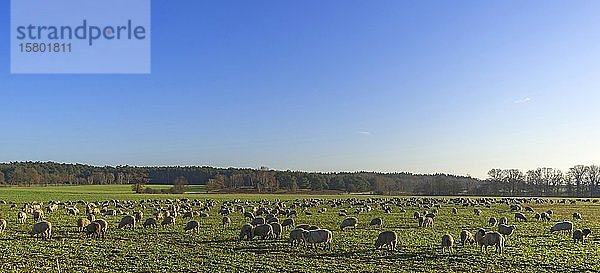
[1,1,599,178]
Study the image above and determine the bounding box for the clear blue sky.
[1,1,599,178]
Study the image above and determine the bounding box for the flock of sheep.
[0,197,594,255]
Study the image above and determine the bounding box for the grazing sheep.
[540,212,551,222]
[573,228,591,243]
[92,219,108,237]
[250,217,266,226]
[422,217,434,228]
[222,216,231,227]
[118,215,136,229]
[77,218,91,232]
[182,211,195,219]
[143,218,158,228]
[252,224,273,240]
[460,230,475,246]
[524,206,534,212]
[572,213,582,220]
[199,212,209,218]
[85,222,102,239]
[417,216,425,227]
[546,210,553,215]
[0,219,6,234]
[441,234,454,254]
[302,229,333,250]
[514,213,527,222]
[30,221,52,240]
[550,221,573,235]
[161,216,176,227]
[282,218,295,230]
[104,209,117,217]
[66,207,79,216]
[296,224,310,230]
[370,218,383,229]
[184,220,200,234]
[18,211,27,224]
[289,228,306,247]
[32,210,44,221]
[510,205,522,211]
[499,217,508,225]
[413,211,421,219]
[244,212,255,220]
[489,217,497,226]
[534,213,541,221]
[239,223,253,240]
[474,209,482,216]
[497,224,516,237]
[270,222,282,239]
[340,217,358,230]
[475,229,505,254]
[134,211,144,222]
[375,231,397,251]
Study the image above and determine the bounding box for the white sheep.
[497,224,516,237]
[239,223,253,240]
[375,231,397,251]
[573,228,591,243]
[514,213,527,222]
[18,211,27,224]
[85,222,102,239]
[441,234,454,253]
[475,229,505,254]
[550,221,573,235]
[77,218,91,232]
[460,229,475,246]
[281,218,295,230]
[0,219,7,234]
[118,215,136,229]
[422,217,434,228]
[161,216,176,227]
[92,219,108,238]
[271,223,282,239]
[370,218,383,229]
[303,229,332,250]
[184,220,200,233]
[30,221,52,240]
[289,228,306,247]
[252,224,273,240]
[340,217,358,230]
[143,218,158,228]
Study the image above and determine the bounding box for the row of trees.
[484,165,600,197]
[0,161,477,194]
[1,162,599,197]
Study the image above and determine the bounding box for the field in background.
[0,185,599,272]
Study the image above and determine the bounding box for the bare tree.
[585,165,600,197]
[568,165,587,197]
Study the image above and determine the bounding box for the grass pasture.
[0,185,599,272]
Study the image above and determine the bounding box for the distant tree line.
[0,162,598,197]
[481,165,600,197]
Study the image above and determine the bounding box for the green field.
[0,185,598,273]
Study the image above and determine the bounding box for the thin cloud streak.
[515,97,532,104]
